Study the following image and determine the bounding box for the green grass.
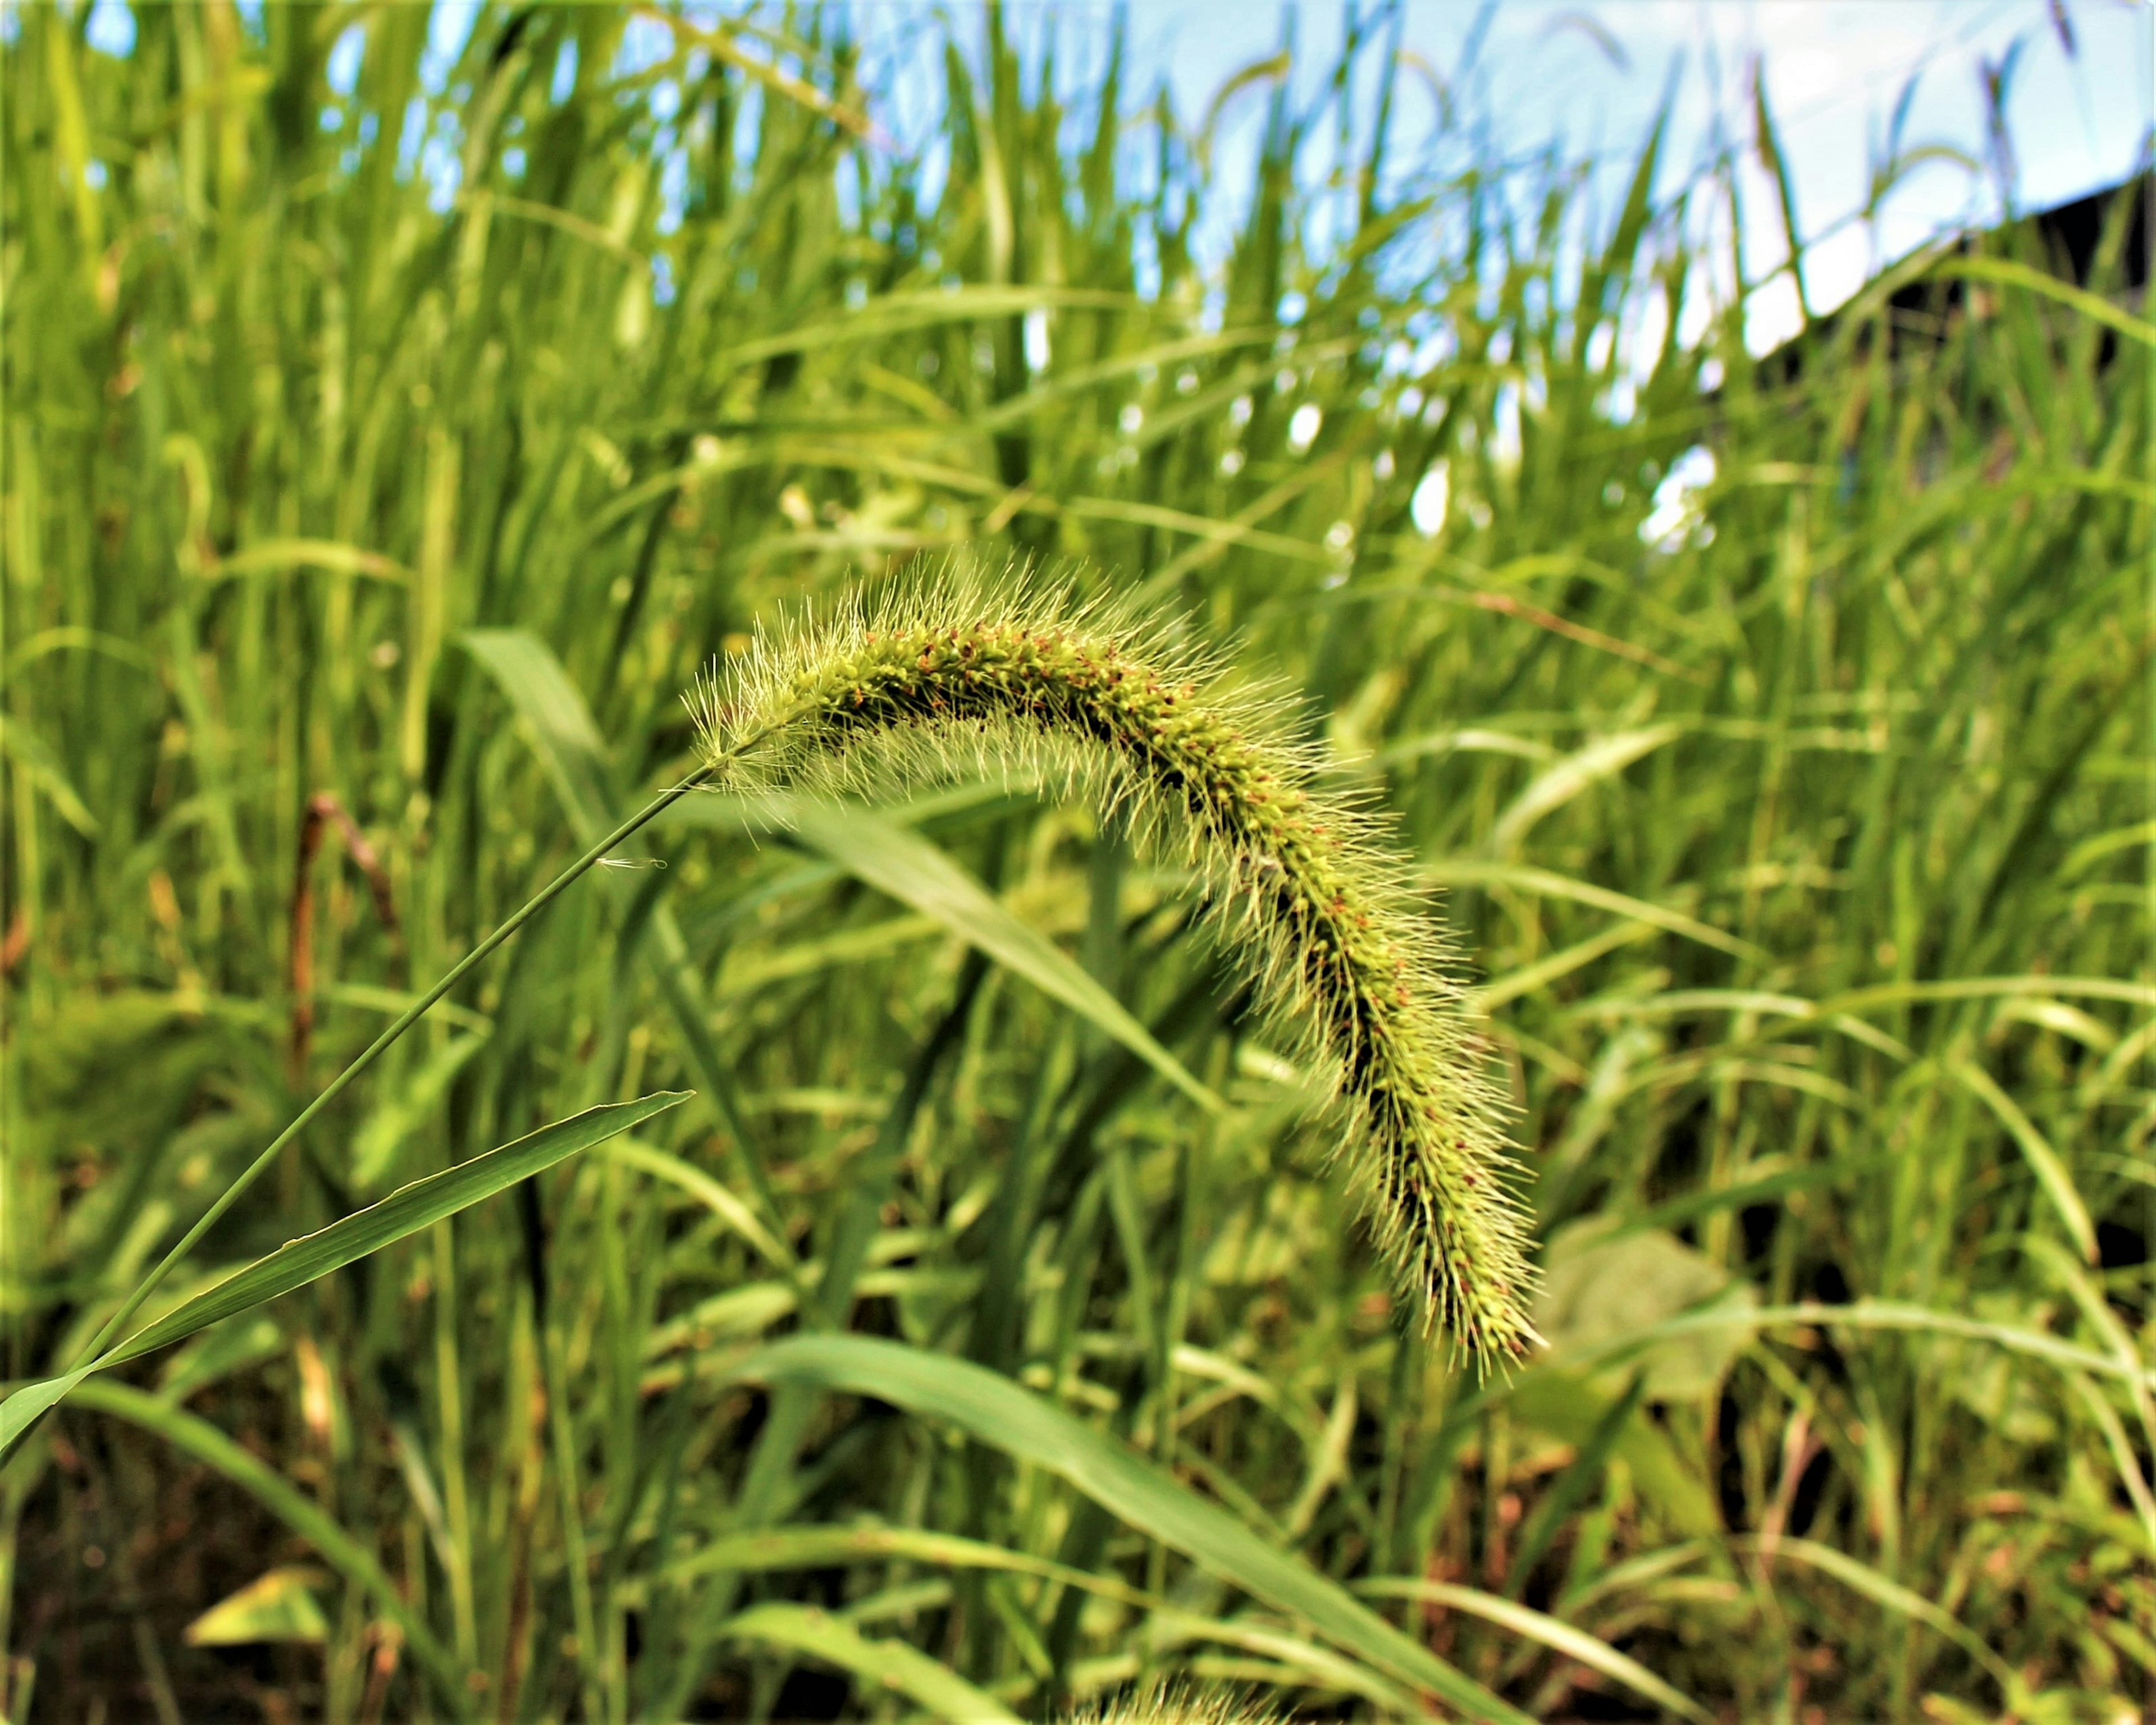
[4,4,2152,1720]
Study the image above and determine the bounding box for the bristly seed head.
[688,559,1538,1361]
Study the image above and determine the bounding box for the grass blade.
[461,629,621,837]
[717,1601,1024,1723]
[1427,858,1766,962]
[1934,253,2156,349]
[726,1332,1534,1723]
[1733,1535,2020,1700]
[1947,1057,2098,1262]
[1356,1576,1712,1722]
[0,1095,688,1464]
[1484,724,1684,857]
[67,1379,473,1715]
[106,1093,689,1367]
[775,797,1223,1113]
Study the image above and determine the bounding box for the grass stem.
[72,766,719,1371]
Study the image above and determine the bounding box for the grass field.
[3,4,2152,1720]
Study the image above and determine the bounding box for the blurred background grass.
[2,2,2152,1719]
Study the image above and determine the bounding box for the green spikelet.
[1062,1683,1276,1725]
[692,563,1538,1360]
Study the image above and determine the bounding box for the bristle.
[689,557,1538,1360]
[1062,1682,1277,1725]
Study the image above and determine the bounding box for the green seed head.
[1062,1685,1277,1725]
[693,561,1538,1360]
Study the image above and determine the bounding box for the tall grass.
[4,3,2151,1720]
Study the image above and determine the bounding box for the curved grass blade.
[1484,724,1684,857]
[602,1136,796,1273]
[0,1095,688,1465]
[68,1378,473,1715]
[718,1600,1022,1723]
[663,777,1221,1110]
[461,628,792,1247]
[772,796,1222,1112]
[1426,858,1765,962]
[460,629,622,836]
[1537,1297,2156,1392]
[1355,1577,1711,1722]
[725,1333,1533,1724]
[1933,253,2156,350]
[663,1521,1427,1713]
[1947,1057,2097,1262]
[1732,1535,2021,1701]
[0,712,99,836]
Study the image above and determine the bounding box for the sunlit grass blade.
[727,1332,1534,1724]
[0,1094,688,1465]
[103,1093,689,1368]
[717,1600,1024,1722]
[768,795,1222,1111]
[1354,1576,1711,1723]
[1426,858,1766,962]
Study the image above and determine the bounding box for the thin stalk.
[430,1216,479,1667]
[544,1317,606,1725]
[71,762,721,1371]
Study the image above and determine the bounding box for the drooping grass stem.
[73,762,724,1371]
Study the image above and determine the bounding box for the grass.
[3,3,2152,1720]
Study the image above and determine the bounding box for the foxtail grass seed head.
[692,563,1537,1360]
[1063,1683,1277,1725]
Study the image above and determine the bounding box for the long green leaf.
[1485,724,1683,856]
[661,1521,1428,1712]
[109,1092,687,1365]
[1427,858,1765,962]
[718,1600,1024,1722]
[68,1378,473,1715]
[0,1094,687,1462]
[602,1137,794,1272]
[774,797,1223,1113]
[461,629,622,837]
[1356,1577,1711,1722]
[1947,1057,2098,1262]
[0,711,98,835]
[1934,253,2156,350]
[661,1521,1168,1605]
[462,628,794,1252]
[725,1333,1533,1724]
